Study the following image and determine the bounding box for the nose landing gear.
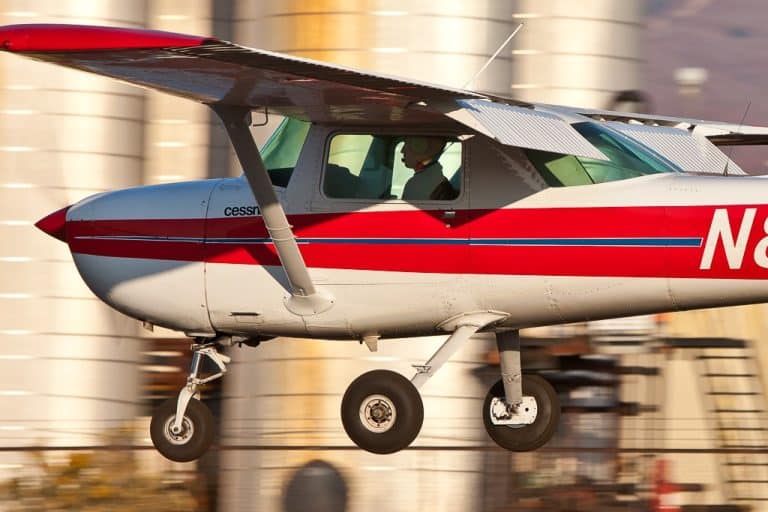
[150,342,230,462]
[150,396,214,462]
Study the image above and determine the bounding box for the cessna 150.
[3,24,768,462]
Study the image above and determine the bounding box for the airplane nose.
[35,206,70,242]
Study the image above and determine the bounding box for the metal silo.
[511,0,645,109]
[219,2,521,511]
[144,1,216,185]
[0,2,144,478]
[234,1,518,96]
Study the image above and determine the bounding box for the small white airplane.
[4,23,768,462]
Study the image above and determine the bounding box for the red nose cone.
[35,206,70,242]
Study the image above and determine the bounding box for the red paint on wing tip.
[35,206,70,243]
[0,24,214,52]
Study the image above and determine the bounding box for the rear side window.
[324,133,462,201]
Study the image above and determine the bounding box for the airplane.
[3,23,768,463]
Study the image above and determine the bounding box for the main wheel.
[341,370,423,454]
[483,374,560,451]
[150,397,215,462]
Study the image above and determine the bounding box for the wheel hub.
[490,396,538,427]
[360,394,397,433]
[163,415,194,445]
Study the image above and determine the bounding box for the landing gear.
[150,396,215,462]
[150,342,230,462]
[482,374,560,451]
[483,330,560,451]
[340,323,560,454]
[341,370,423,454]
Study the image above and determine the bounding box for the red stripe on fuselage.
[66,206,768,279]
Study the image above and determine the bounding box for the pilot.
[400,136,453,200]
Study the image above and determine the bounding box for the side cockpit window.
[260,117,310,187]
[323,133,462,201]
[525,121,682,187]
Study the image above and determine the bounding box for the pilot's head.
[401,136,446,170]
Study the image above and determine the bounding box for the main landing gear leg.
[150,342,231,462]
[340,312,508,454]
[483,330,560,451]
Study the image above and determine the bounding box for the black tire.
[483,374,560,451]
[341,370,423,454]
[150,397,215,462]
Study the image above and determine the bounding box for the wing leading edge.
[0,23,483,126]
[0,23,609,159]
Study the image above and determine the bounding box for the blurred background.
[1,0,768,510]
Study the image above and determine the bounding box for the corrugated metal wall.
[0,0,144,477]
[511,0,644,108]
[218,2,645,511]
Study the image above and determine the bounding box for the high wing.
[0,23,609,160]
[604,121,746,175]
[0,23,481,126]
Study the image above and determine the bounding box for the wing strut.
[212,105,334,316]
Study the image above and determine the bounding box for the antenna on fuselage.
[462,23,524,90]
[724,100,751,176]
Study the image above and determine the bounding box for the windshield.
[526,121,682,187]
[259,117,310,187]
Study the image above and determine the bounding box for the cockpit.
[323,133,461,201]
[261,118,462,201]
[260,118,683,197]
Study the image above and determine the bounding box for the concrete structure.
[218,2,524,511]
[234,1,518,97]
[218,2,646,511]
[511,0,645,109]
[144,2,215,185]
[0,1,144,477]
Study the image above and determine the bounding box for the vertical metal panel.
[512,0,644,108]
[234,0,518,96]
[0,0,144,478]
[145,0,214,184]
[219,3,511,510]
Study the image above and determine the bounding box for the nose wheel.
[341,370,423,454]
[150,396,215,462]
[150,342,229,462]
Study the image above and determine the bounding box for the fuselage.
[39,165,768,341]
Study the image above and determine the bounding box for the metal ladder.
[696,337,768,506]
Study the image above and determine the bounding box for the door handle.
[442,210,456,220]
